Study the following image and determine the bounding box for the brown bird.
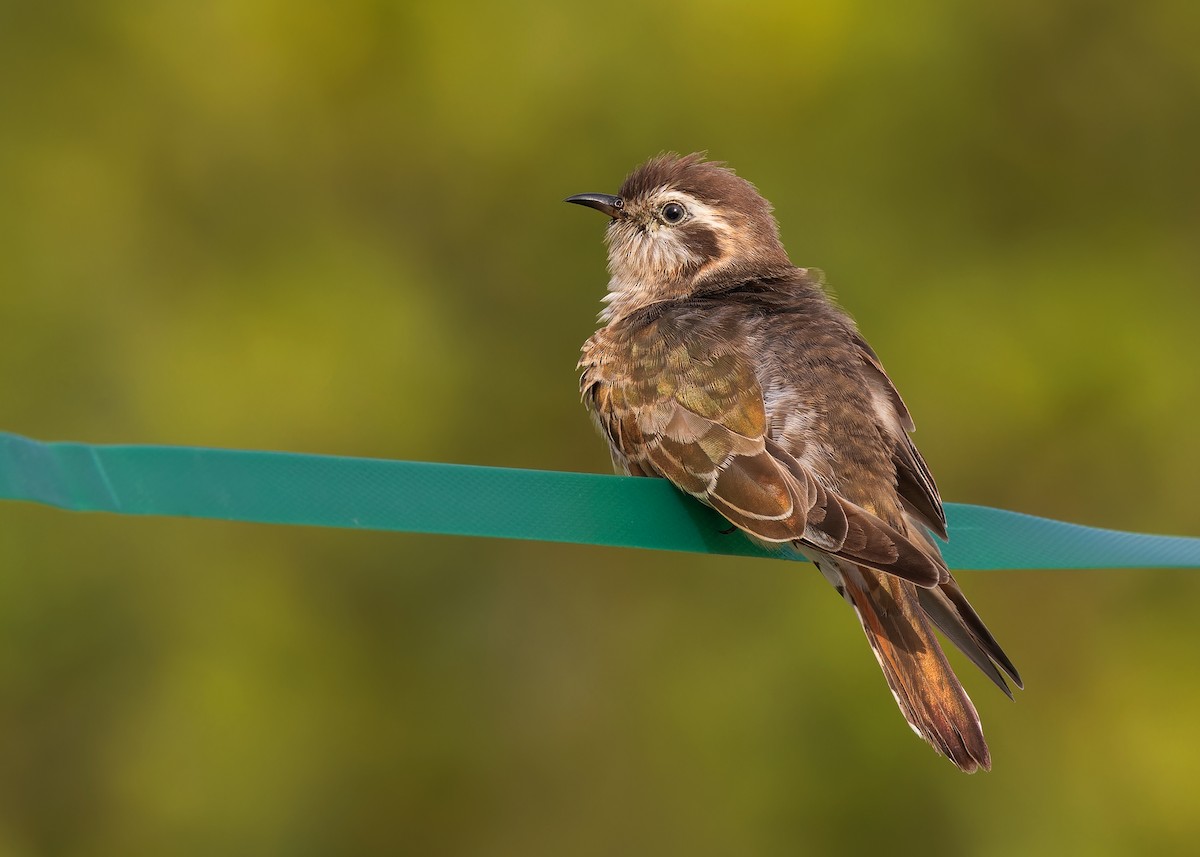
[568,153,1021,772]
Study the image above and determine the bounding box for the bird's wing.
[849,330,948,539]
[582,320,946,588]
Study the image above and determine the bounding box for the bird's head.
[567,153,790,321]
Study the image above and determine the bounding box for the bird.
[567,153,1021,772]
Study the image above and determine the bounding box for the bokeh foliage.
[2,1,1199,854]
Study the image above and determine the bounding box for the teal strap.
[1,431,1197,570]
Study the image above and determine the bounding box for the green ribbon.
[1,430,1197,570]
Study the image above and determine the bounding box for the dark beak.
[565,193,624,219]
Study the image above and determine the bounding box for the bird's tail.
[821,559,993,772]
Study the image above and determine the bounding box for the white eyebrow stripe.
[648,189,735,236]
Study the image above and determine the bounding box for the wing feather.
[850,330,948,539]
[582,325,945,588]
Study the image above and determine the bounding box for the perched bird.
[568,153,1021,772]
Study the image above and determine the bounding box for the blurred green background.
[2,1,1199,854]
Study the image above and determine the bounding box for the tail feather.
[908,517,1023,693]
[917,582,1022,697]
[824,559,993,773]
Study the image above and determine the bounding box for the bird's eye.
[660,202,687,224]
